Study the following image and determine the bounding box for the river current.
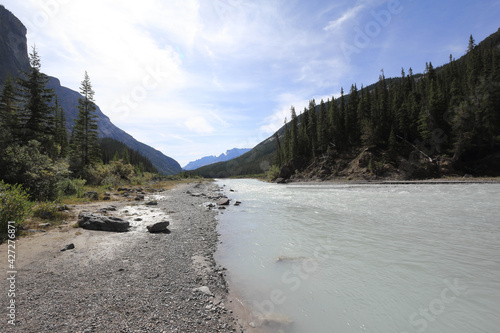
[214,179,500,333]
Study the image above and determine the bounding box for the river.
[214,179,500,333]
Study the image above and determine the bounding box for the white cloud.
[324,5,365,32]
[184,116,215,134]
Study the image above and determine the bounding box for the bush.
[32,201,59,220]
[1,140,70,201]
[266,164,280,181]
[57,178,86,197]
[0,181,33,239]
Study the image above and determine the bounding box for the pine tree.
[289,106,298,160]
[53,97,69,157]
[0,75,20,145]
[70,72,100,175]
[16,46,56,155]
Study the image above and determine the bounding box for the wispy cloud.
[324,5,365,32]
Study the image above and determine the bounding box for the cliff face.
[0,5,29,82]
[0,5,181,175]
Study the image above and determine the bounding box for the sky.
[3,0,500,167]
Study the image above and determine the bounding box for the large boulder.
[217,198,230,205]
[146,221,170,233]
[78,212,130,232]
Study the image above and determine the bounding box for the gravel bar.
[0,181,244,332]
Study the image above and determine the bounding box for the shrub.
[266,164,280,181]
[32,201,59,220]
[0,181,33,239]
[57,178,87,197]
[1,140,70,201]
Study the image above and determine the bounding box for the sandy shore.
[0,181,245,332]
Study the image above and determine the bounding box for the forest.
[268,32,500,180]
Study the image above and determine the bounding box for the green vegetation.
[0,181,33,239]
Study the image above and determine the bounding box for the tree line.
[276,33,500,172]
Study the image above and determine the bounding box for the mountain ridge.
[183,148,251,170]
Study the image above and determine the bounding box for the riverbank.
[0,181,244,332]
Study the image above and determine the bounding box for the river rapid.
[214,179,500,333]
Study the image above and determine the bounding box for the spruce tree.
[53,97,69,157]
[16,46,56,155]
[70,72,100,175]
[0,75,20,145]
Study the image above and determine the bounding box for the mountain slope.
[197,28,500,179]
[183,148,251,170]
[0,5,181,175]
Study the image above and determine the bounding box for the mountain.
[0,5,181,175]
[197,29,500,179]
[183,148,251,170]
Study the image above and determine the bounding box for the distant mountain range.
[183,148,251,170]
[0,5,182,175]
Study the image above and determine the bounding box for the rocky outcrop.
[78,212,130,232]
[0,5,29,82]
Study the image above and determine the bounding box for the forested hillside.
[100,138,158,174]
[197,30,500,180]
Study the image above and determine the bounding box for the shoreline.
[0,181,244,332]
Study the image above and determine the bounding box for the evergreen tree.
[53,97,69,157]
[16,46,56,155]
[289,106,298,160]
[70,72,100,175]
[0,75,20,145]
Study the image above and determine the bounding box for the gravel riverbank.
[0,181,244,332]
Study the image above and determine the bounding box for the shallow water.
[215,179,500,333]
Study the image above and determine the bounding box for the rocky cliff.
[0,5,181,175]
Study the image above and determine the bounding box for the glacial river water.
[214,179,500,333]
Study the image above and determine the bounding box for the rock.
[57,204,69,211]
[38,222,51,227]
[275,177,286,184]
[134,218,143,221]
[145,201,158,206]
[122,192,130,197]
[217,198,230,205]
[98,206,116,213]
[103,196,111,201]
[78,212,130,232]
[135,195,145,201]
[84,191,99,200]
[193,286,213,296]
[60,243,75,251]
[234,201,241,206]
[146,221,170,233]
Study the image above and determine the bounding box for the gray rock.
[61,243,75,251]
[275,177,286,184]
[145,201,158,206]
[84,191,99,200]
[193,286,213,296]
[234,201,241,206]
[38,222,51,227]
[135,195,145,201]
[103,196,111,201]
[146,221,170,233]
[217,198,230,206]
[78,212,130,232]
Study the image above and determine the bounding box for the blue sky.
[4,0,500,167]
